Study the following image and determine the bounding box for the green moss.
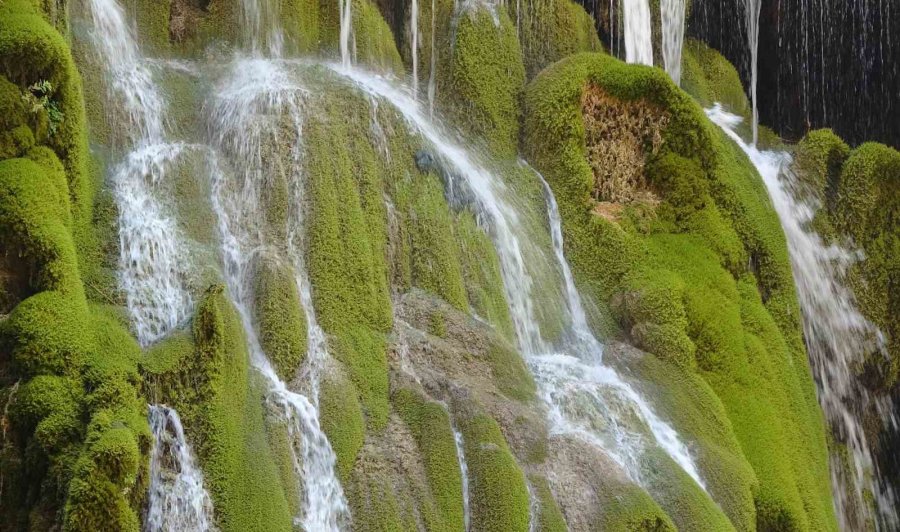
[346,444,406,532]
[319,370,366,482]
[485,340,536,401]
[527,475,568,532]
[305,91,394,429]
[254,259,307,381]
[393,389,465,532]
[681,39,750,119]
[510,0,602,78]
[454,209,514,338]
[523,52,835,530]
[141,286,295,532]
[596,484,676,531]
[792,129,849,210]
[457,410,529,532]
[319,0,404,73]
[407,173,468,310]
[444,7,525,157]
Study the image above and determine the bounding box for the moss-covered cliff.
[0,0,878,530]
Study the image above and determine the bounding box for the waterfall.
[145,406,215,532]
[622,0,654,66]
[427,0,437,116]
[661,0,686,84]
[741,0,761,144]
[452,424,471,531]
[340,0,354,67]
[330,66,708,496]
[708,104,898,531]
[411,0,419,95]
[207,57,350,531]
[526,481,539,532]
[86,0,192,346]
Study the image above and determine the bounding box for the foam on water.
[145,406,215,532]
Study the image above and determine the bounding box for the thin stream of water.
[623,0,654,66]
[708,103,898,530]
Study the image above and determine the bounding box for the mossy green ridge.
[523,52,835,531]
[444,6,525,157]
[509,0,602,79]
[319,370,366,481]
[457,409,529,532]
[319,0,404,73]
[393,388,465,532]
[304,87,393,435]
[793,132,900,390]
[596,484,677,531]
[140,285,294,532]
[527,475,568,532]
[254,258,307,381]
[0,3,152,528]
[681,38,750,119]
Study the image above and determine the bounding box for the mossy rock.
[319,368,366,482]
[393,388,465,532]
[457,409,530,532]
[443,5,525,157]
[681,38,750,119]
[523,52,836,530]
[510,0,602,79]
[319,0,404,73]
[527,475,568,532]
[254,258,307,381]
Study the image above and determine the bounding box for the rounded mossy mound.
[509,0,602,79]
[254,258,307,381]
[456,408,530,532]
[140,285,296,532]
[681,38,750,119]
[443,5,525,157]
[523,52,836,531]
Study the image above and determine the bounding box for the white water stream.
[86,0,193,346]
[661,0,686,84]
[452,424,471,531]
[145,405,215,532]
[331,66,707,493]
[622,0,654,66]
[741,0,761,144]
[708,104,898,530]
[207,57,350,531]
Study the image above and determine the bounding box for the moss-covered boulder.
[509,0,602,79]
[443,5,525,157]
[254,258,307,381]
[523,52,836,531]
[320,0,405,73]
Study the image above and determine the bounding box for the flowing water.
[452,424,471,531]
[145,406,215,532]
[708,104,898,530]
[331,65,707,494]
[622,0,654,66]
[207,57,350,530]
[661,0,686,84]
[411,0,419,95]
[427,0,438,115]
[741,0,761,144]
[340,0,354,67]
[86,0,193,346]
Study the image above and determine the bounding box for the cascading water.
[145,406,215,532]
[660,0,686,85]
[86,0,193,346]
[708,104,899,530]
[622,0,654,66]
[206,56,350,531]
[427,0,438,115]
[452,424,471,531]
[330,66,708,496]
[411,0,419,94]
[741,0,761,144]
[340,0,354,67]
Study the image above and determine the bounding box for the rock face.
[0,0,890,530]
